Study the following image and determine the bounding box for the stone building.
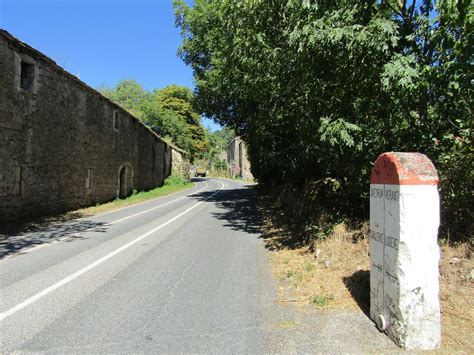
[226,136,253,180]
[0,30,180,221]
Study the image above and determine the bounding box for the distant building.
[226,137,253,180]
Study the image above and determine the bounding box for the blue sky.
[0,0,221,131]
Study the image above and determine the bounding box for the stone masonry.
[171,144,190,179]
[226,136,252,180]
[0,30,176,221]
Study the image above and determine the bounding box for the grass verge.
[75,175,193,217]
[258,190,473,352]
[0,175,194,239]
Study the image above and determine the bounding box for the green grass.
[77,175,194,216]
[310,295,332,308]
[0,175,195,239]
[304,260,316,273]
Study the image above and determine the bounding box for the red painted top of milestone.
[371,152,439,185]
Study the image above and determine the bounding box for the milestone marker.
[370,152,441,350]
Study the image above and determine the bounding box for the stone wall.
[171,145,190,179]
[0,30,173,221]
[226,136,253,180]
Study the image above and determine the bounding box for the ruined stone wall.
[226,137,252,180]
[240,140,253,180]
[171,146,190,179]
[0,30,171,221]
[227,138,239,178]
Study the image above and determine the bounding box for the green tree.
[203,127,235,170]
[100,80,209,162]
[139,96,194,154]
[100,79,147,117]
[175,0,473,241]
[154,85,209,159]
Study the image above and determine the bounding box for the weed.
[304,261,315,273]
[294,271,304,284]
[164,174,189,186]
[308,224,333,241]
[311,295,330,308]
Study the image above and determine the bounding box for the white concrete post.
[370,152,441,350]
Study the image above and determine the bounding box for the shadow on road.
[189,183,303,250]
[0,216,108,260]
[189,184,262,235]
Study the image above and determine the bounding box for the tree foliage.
[153,85,209,158]
[175,0,473,240]
[100,80,209,161]
[100,79,147,118]
[202,127,235,170]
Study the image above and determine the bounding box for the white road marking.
[0,181,208,260]
[0,180,225,321]
[109,181,209,225]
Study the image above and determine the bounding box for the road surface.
[0,178,281,353]
[0,178,399,353]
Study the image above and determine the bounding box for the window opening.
[119,166,127,198]
[113,111,119,130]
[20,61,35,91]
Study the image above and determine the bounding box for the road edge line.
[0,181,225,322]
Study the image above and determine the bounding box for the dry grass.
[260,194,474,352]
[277,319,300,329]
[267,223,370,312]
[439,241,474,352]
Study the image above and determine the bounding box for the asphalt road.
[0,178,282,353]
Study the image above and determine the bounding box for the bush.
[164,175,189,186]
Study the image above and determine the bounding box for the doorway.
[118,166,128,198]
